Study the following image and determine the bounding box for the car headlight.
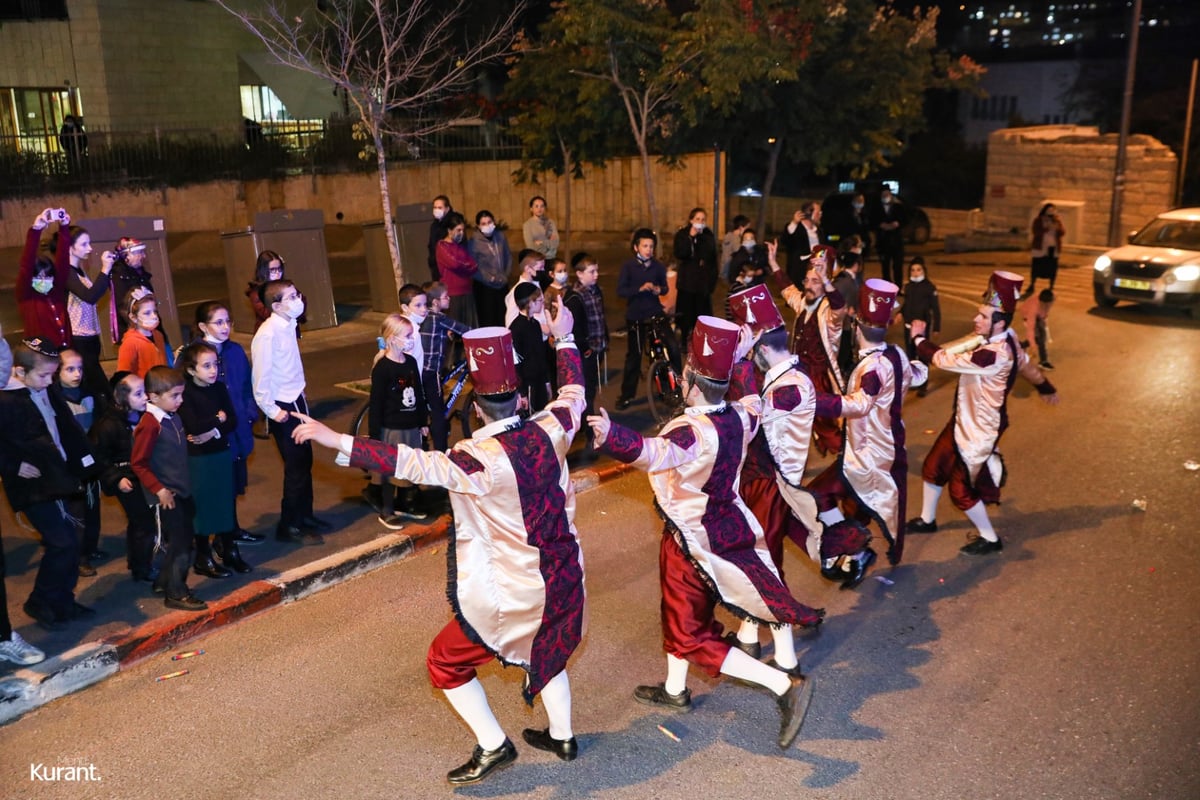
[1172,264,1200,282]
[1093,255,1112,273]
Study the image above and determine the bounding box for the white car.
[1093,208,1200,315]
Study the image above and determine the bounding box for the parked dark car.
[823,187,932,246]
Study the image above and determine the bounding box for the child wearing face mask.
[469,210,511,328]
[194,302,263,547]
[17,208,73,350]
[251,279,329,544]
[544,258,571,308]
[367,314,429,529]
[414,282,470,454]
[436,212,480,331]
[178,342,250,578]
[117,290,170,378]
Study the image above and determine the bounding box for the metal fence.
[0,119,524,199]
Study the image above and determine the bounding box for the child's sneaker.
[378,514,407,531]
[0,632,46,665]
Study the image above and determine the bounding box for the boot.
[213,532,252,574]
[193,535,233,579]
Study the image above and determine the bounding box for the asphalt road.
[1,249,1198,799]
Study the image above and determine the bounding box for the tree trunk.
[374,130,403,292]
[559,136,572,254]
[757,136,785,236]
[637,137,659,236]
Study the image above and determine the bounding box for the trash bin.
[221,226,260,335]
[255,210,337,331]
[362,219,400,313]
[79,216,182,359]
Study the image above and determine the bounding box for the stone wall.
[982,125,1178,247]
[0,152,721,250]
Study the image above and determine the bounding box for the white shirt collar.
[764,355,799,386]
[684,400,727,417]
[146,403,172,422]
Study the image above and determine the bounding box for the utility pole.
[1178,59,1197,208]
[1107,0,1142,246]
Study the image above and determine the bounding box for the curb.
[0,460,633,726]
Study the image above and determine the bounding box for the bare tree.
[215,0,524,290]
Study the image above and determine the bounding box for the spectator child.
[251,279,328,544]
[194,301,263,545]
[131,366,207,611]
[504,252,548,327]
[469,209,511,328]
[54,348,105,576]
[544,258,571,308]
[895,256,941,396]
[247,250,284,330]
[417,281,470,452]
[117,290,169,377]
[0,339,99,629]
[179,342,250,577]
[562,253,608,441]
[510,283,551,413]
[0,337,47,667]
[53,221,113,402]
[89,371,157,582]
[368,314,429,529]
[110,237,154,342]
[1019,288,1056,370]
[16,208,73,350]
[615,228,680,410]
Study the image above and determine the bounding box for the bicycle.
[348,359,477,442]
[640,316,685,425]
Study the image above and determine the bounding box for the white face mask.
[911,275,925,283]
[32,277,54,295]
[553,273,568,285]
[433,208,446,220]
[408,311,427,326]
[692,222,706,231]
[284,297,305,319]
[479,224,495,236]
[401,338,415,354]
[743,240,756,250]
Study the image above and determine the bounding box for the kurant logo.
[30,762,101,781]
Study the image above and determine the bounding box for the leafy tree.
[215,0,524,290]
[697,0,984,229]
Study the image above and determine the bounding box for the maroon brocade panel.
[349,438,400,474]
[494,420,583,700]
[447,448,484,475]
[970,348,997,368]
[699,409,814,626]
[556,346,584,391]
[860,370,882,397]
[602,420,645,463]
[772,383,803,412]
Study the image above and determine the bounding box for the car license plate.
[1115,278,1153,291]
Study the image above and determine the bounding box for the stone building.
[982,125,1178,247]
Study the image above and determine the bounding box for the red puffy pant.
[659,529,732,678]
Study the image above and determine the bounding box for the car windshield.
[1131,218,1200,250]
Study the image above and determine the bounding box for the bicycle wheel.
[349,399,369,438]
[647,359,683,425]
[459,390,478,440]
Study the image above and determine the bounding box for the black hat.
[22,338,59,358]
[514,282,541,305]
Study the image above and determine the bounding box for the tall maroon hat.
[463,327,519,396]
[982,270,1023,314]
[809,244,837,273]
[858,278,899,328]
[728,284,784,334]
[687,316,740,381]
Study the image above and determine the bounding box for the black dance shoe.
[446,738,517,785]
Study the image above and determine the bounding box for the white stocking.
[720,648,790,696]
[539,670,574,741]
[442,678,506,750]
[664,653,690,696]
[737,618,760,646]
[920,481,943,523]
[771,626,797,670]
[963,501,998,541]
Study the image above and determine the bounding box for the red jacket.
[117,328,169,377]
[436,240,478,297]
[16,225,73,348]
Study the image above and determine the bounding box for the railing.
[0,119,524,199]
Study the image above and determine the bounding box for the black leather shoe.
[23,599,67,631]
[633,683,692,711]
[722,632,761,659]
[276,525,324,546]
[777,673,815,749]
[299,515,333,531]
[78,561,97,577]
[522,727,578,761]
[193,557,233,579]
[615,397,634,411]
[839,548,877,591]
[960,536,1003,556]
[446,738,517,785]
[233,529,265,545]
[164,594,208,612]
[765,658,806,679]
[907,516,937,533]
